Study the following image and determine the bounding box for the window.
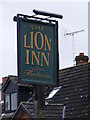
[11,93,17,111]
[45,86,62,100]
[5,93,17,111]
[5,94,10,111]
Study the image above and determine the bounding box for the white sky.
[0,1,89,83]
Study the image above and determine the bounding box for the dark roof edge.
[12,102,34,120]
[59,62,90,71]
[11,102,22,120]
[1,75,17,92]
[22,103,34,119]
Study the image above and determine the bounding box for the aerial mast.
[64,29,84,65]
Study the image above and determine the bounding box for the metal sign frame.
[16,14,59,85]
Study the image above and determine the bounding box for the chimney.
[2,77,7,84]
[75,53,89,65]
[1,77,7,101]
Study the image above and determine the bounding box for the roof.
[2,112,15,120]
[1,63,90,118]
[1,75,33,92]
[12,102,64,119]
[46,63,90,118]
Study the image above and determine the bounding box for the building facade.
[1,75,33,119]
[1,53,90,119]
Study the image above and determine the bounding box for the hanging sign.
[17,16,58,85]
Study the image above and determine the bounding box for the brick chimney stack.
[75,53,89,65]
[1,77,7,101]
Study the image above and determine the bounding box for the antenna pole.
[72,35,75,65]
[64,30,84,65]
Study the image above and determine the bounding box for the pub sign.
[17,15,58,85]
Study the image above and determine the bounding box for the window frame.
[5,92,17,112]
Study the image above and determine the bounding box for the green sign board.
[17,16,58,85]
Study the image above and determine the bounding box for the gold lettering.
[30,32,34,49]
[24,34,30,48]
[38,26,40,30]
[32,51,40,66]
[35,32,44,50]
[44,35,51,51]
[26,50,30,64]
[41,52,49,67]
[32,26,33,30]
[34,32,44,50]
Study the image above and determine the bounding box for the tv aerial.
[64,29,84,65]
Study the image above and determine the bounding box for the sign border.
[17,14,59,85]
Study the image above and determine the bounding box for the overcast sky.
[0,1,89,83]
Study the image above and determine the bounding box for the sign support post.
[34,85,45,118]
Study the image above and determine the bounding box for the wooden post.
[34,85,45,119]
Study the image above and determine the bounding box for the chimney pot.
[79,53,84,56]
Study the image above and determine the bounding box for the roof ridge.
[59,62,89,71]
